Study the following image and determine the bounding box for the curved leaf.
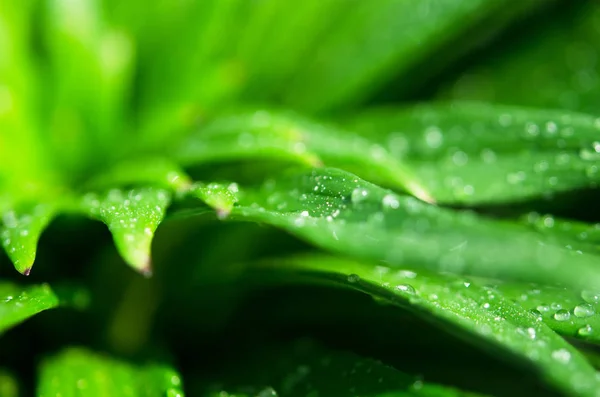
[185,167,600,291]
[176,109,434,203]
[80,188,171,276]
[0,283,59,334]
[522,212,600,254]
[498,281,600,343]
[344,102,600,204]
[200,339,485,397]
[37,348,184,397]
[250,255,600,397]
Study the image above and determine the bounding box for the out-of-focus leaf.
[37,347,184,397]
[249,255,600,396]
[176,109,434,203]
[283,0,543,113]
[0,369,18,397]
[200,339,486,397]
[0,283,59,334]
[344,102,600,204]
[42,0,135,175]
[521,212,600,254]
[80,188,171,275]
[440,2,600,115]
[175,167,600,291]
[85,157,192,192]
[1,202,57,275]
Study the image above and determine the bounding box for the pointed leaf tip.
[80,188,171,274]
[1,204,56,275]
[189,182,239,219]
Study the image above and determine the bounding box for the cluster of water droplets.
[81,188,171,273]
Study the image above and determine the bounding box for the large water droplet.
[553,309,571,321]
[395,284,416,295]
[381,194,400,209]
[574,303,595,318]
[578,324,593,336]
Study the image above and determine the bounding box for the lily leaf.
[248,255,600,396]
[80,188,171,276]
[37,347,184,397]
[200,339,486,397]
[186,167,600,291]
[344,102,600,204]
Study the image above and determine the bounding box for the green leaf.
[1,202,57,275]
[80,188,171,276]
[193,167,600,292]
[440,2,600,115]
[187,182,239,220]
[250,255,600,396]
[344,102,600,204]
[176,109,434,203]
[497,281,600,343]
[0,283,59,334]
[37,347,184,397]
[522,212,600,255]
[282,0,542,113]
[201,339,484,397]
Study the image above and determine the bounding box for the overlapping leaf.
[344,102,600,204]
[247,255,600,396]
[440,2,600,115]
[37,348,184,397]
[180,167,600,292]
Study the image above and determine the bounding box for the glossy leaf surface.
[80,188,171,275]
[201,167,600,292]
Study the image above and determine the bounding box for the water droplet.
[530,309,543,321]
[351,188,369,204]
[578,324,593,336]
[347,274,360,283]
[550,302,562,310]
[574,303,595,318]
[451,151,468,166]
[381,194,400,209]
[424,127,443,148]
[536,304,550,313]
[554,309,571,321]
[395,284,416,295]
[581,290,600,303]
[551,348,571,363]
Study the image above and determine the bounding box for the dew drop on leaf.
[551,348,572,364]
[395,284,416,295]
[578,325,593,337]
[573,303,595,318]
[347,274,361,283]
[581,290,600,303]
[553,310,571,322]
